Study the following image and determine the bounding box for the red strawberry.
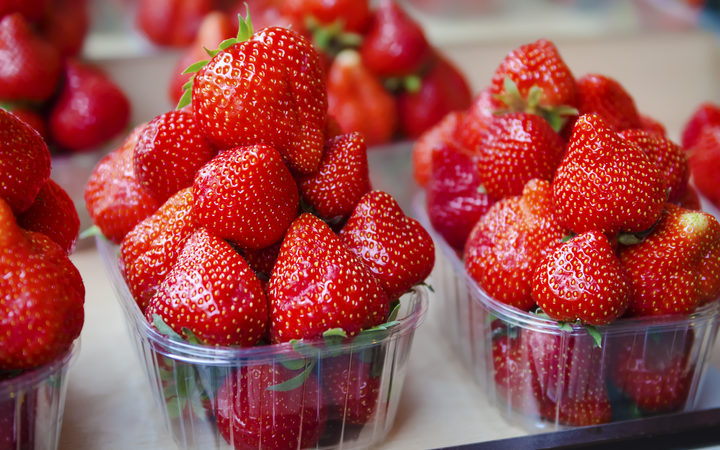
[478,112,566,200]
[532,230,630,325]
[359,0,430,77]
[242,241,282,280]
[84,124,161,244]
[618,128,689,204]
[619,203,720,316]
[298,131,371,220]
[491,328,538,416]
[339,190,434,300]
[5,105,47,140]
[135,0,212,47]
[0,12,62,102]
[426,142,494,251]
[396,54,472,139]
[688,125,720,210]
[326,49,397,146]
[456,87,495,152]
[120,188,196,312]
[145,227,268,346]
[0,107,50,214]
[134,109,216,203]
[268,213,389,343]
[0,197,84,370]
[40,0,89,57]
[0,387,36,449]
[412,110,464,188]
[0,0,50,23]
[17,179,79,254]
[464,179,567,311]
[281,0,371,33]
[322,353,381,424]
[681,102,720,150]
[193,144,299,250]
[639,113,666,136]
[680,184,701,210]
[575,74,641,131]
[215,363,327,450]
[553,113,666,235]
[48,59,130,152]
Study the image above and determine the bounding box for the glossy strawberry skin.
[681,102,720,150]
[298,131,371,220]
[491,329,538,416]
[464,179,566,311]
[0,107,50,214]
[215,363,327,450]
[268,213,389,343]
[17,179,79,254]
[688,125,720,210]
[553,113,666,235]
[339,190,434,300]
[322,354,381,425]
[134,109,216,203]
[145,227,268,347]
[193,145,299,250]
[136,0,212,47]
[281,0,371,33]
[456,87,495,153]
[40,0,89,57]
[412,110,464,188]
[575,73,641,131]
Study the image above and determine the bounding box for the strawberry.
[0,107,50,214]
[464,179,567,311]
[639,113,666,136]
[48,59,130,152]
[532,230,630,325]
[575,73,641,131]
[456,87,495,153]
[5,105,47,140]
[135,0,212,47]
[84,124,161,244]
[553,113,666,235]
[426,142,494,251]
[17,179,79,254]
[215,363,327,450]
[281,0,371,33]
[478,112,566,200]
[618,128,689,204]
[688,125,720,210]
[326,49,397,147]
[681,101,720,150]
[40,0,89,57]
[322,353,381,425]
[680,184,701,210]
[339,190,434,300]
[0,197,84,370]
[0,0,50,23]
[145,227,268,346]
[619,203,720,316]
[359,0,430,77]
[0,12,61,102]
[241,240,282,281]
[396,54,472,139]
[268,213,389,343]
[491,327,538,416]
[120,188,196,312]
[298,131,371,220]
[412,110,464,188]
[0,387,35,449]
[193,144,299,250]
[134,109,216,203]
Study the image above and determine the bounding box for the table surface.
[57,27,720,449]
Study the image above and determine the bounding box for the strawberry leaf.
[153,314,184,342]
[79,225,102,240]
[281,358,309,371]
[387,299,401,322]
[181,328,203,345]
[182,60,209,75]
[585,324,603,348]
[176,88,193,110]
[236,10,254,42]
[403,75,421,94]
[557,321,573,332]
[322,328,348,338]
[267,360,316,391]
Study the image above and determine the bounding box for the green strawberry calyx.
[306,16,362,58]
[534,310,603,348]
[494,77,578,132]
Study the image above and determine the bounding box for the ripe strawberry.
[478,112,566,200]
[464,179,567,311]
[135,0,212,47]
[456,87,495,153]
[268,213,389,343]
[680,184,701,210]
[298,131,371,220]
[639,113,666,137]
[281,0,371,33]
[359,0,430,77]
[215,363,327,450]
[0,12,62,102]
[396,54,472,139]
[145,227,268,346]
[84,124,161,244]
[5,105,47,140]
[339,190,434,300]
[618,128,689,204]
[193,144,299,250]
[426,142,494,251]
[134,109,216,203]
[17,179,79,254]
[326,49,397,146]
[0,197,84,370]
[48,59,130,152]
[242,241,282,280]
[412,110,464,188]
[322,353,381,425]
[120,188,196,312]
[532,230,630,325]
[0,0,50,23]
[491,328,538,416]
[0,387,35,449]
[0,107,50,214]
[688,125,720,210]
[40,0,89,57]
[575,73,641,131]
[681,101,720,150]
[553,113,666,235]
[619,203,720,316]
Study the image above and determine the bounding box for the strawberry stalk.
[494,77,578,132]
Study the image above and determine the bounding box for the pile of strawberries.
[85,16,433,449]
[415,38,720,426]
[680,101,720,211]
[0,1,130,153]
[163,0,472,146]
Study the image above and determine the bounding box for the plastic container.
[0,342,78,450]
[96,236,428,450]
[413,194,720,431]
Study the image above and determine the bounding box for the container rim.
[0,339,78,395]
[96,235,430,364]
